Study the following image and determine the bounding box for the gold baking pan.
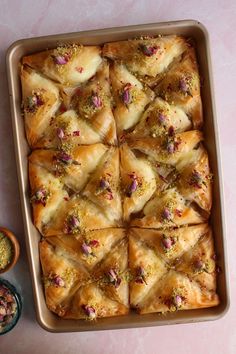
[6,20,229,332]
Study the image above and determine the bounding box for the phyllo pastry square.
[29,145,122,236]
[128,225,219,313]
[40,228,129,319]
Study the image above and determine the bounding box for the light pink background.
[0,1,235,353]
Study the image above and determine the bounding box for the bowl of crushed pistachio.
[0,227,20,274]
[0,278,22,335]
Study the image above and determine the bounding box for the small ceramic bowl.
[0,278,22,335]
[0,227,20,274]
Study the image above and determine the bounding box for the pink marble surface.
[0,0,235,353]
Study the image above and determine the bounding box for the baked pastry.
[109,63,154,135]
[21,60,117,148]
[21,35,219,321]
[129,225,219,312]
[103,35,187,78]
[23,44,102,85]
[40,229,129,318]
[120,131,212,226]
[29,145,122,235]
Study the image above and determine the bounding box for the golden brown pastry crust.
[109,63,154,135]
[22,36,219,320]
[154,48,203,129]
[129,225,219,312]
[103,35,187,77]
[21,66,61,147]
[23,44,102,85]
[40,229,129,319]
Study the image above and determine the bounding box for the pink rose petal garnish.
[57,152,72,164]
[73,130,80,136]
[52,275,65,287]
[141,45,159,56]
[91,94,102,108]
[76,67,84,73]
[81,242,92,256]
[179,78,188,93]
[194,259,204,270]
[173,295,182,308]
[161,208,172,221]
[82,305,96,319]
[162,237,173,250]
[166,141,175,154]
[53,55,69,65]
[57,127,65,139]
[68,215,80,228]
[89,239,99,248]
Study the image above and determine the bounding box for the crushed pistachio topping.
[64,214,80,234]
[25,91,44,113]
[0,232,13,270]
[30,187,50,206]
[51,44,81,69]
[76,87,107,118]
[82,304,96,320]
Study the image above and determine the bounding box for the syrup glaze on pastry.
[22,35,219,320]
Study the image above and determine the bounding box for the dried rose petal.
[81,242,92,256]
[179,78,188,93]
[135,266,147,285]
[168,126,175,137]
[68,215,80,228]
[162,237,173,250]
[141,45,159,56]
[107,269,121,288]
[194,259,204,270]
[89,239,99,248]
[136,266,145,277]
[73,130,80,136]
[175,209,182,217]
[122,88,132,105]
[173,295,182,308]
[57,152,72,164]
[166,141,175,154]
[57,127,65,139]
[52,275,65,287]
[128,179,138,195]
[91,94,102,108]
[59,103,67,113]
[0,315,4,322]
[100,178,110,189]
[53,55,69,65]
[82,305,96,319]
[189,171,202,188]
[161,208,172,221]
[106,192,114,200]
[76,66,84,73]
[158,113,166,124]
